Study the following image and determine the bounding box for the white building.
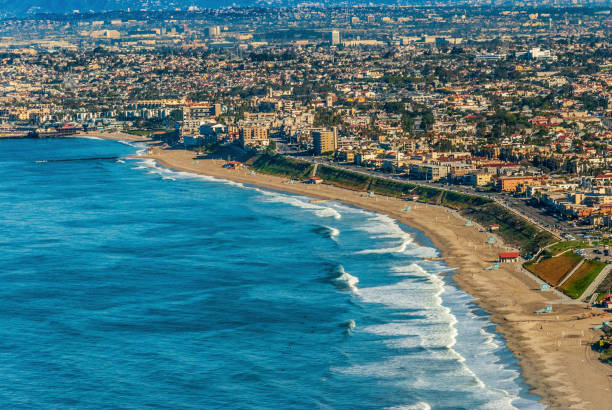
[330,30,340,46]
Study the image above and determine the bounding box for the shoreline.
[145,148,611,409]
[33,133,612,408]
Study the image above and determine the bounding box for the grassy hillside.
[249,154,314,180]
[462,203,554,256]
[560,259,606,299]
[316,165,371,190]
[525,253,583,286]
[247,154,555,254]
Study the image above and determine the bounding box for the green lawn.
[547,241,590,255]
[560,260,606,299]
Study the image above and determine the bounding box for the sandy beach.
[136,145,612,409]
[57,128,607,409]
[73,130,152,142]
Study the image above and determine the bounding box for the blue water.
[0,138,543,409]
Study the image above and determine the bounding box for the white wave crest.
[117,140,148,156]
[258,191,342,220]
[355,214,413,254]
[357,235,413,254]
[326,226,340,241]
[386,402,431,410]
[480,328,500,349]
[343,319,356,335]
[332,265,359,293]
[79,135,103,140]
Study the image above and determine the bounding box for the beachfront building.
[312,129,338,155]
[239,126,269,150]
[409,164,449,182]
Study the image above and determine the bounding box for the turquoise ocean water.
[0,138,543,409]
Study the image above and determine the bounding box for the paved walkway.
[579,264,612,301]
[558,259,586,287]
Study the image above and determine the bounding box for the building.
[466,172,493,186]
[239,127,269,149]
[527,47,556,61]
[182,102,216,134]
[206,26,221,37]
[330,30,340,46]
[495,176,548,192]
[200,123,225,144]
[312,129,338,155]
[498,251,520,263]
[409,164,449,181]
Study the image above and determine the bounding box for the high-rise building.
[330,30,340,45]
[239,127,269,149]
[206,26,221,37]
[312,129,338,155]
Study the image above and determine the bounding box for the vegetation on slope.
[247,154,555,255]
[249,153,314,180]
[560,259,606,299]
[316,165,371,190]
[524,252,583,286]
[462,203,555,256]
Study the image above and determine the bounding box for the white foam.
[386,402,431,410]
[107,140,539,409]
[332,265,359,294]
[130,157,250,188]
[258,191,342,220]
[117,139,148,156]
[355,214,413,254]
[78,135,103,140]
[357,272,486,389]
[343,319,356,335]
[480,328,501,349]
[325,226,340,242]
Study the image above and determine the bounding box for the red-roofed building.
[499,251,520,262]
[595,174,612,185]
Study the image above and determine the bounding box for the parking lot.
[577,247,612,263]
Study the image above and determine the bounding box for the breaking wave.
[331,265,359,293]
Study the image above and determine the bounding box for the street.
[274,139,581,240]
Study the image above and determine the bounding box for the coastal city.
[2,2,612,408]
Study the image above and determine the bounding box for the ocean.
[0,138,543,409]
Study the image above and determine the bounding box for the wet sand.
[146,146,612,409]
[59,131,608,409]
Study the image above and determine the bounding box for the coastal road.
[277,148,563,241]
